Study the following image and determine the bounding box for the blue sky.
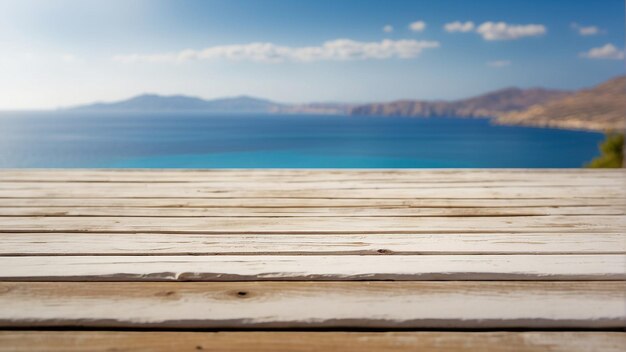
[0,0,623,109]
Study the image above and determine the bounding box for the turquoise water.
[0,112,604,168]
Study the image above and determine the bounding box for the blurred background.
[0,0,623,168]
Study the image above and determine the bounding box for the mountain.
[66,76,625,131]
[206,95,284,112]
[495,76,626,131]
[350,77,626,131]
[272,102,355,115]
[69,94,284,113]
[350,87,572,118]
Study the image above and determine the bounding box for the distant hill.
[69,94,285,113]
[66,76,625,131]
[272,102,355,115]
[496,76,626,131]
[68,94,355,115]
[350,87,572,118]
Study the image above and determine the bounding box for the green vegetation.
[586,133,624,168]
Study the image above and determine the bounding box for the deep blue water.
[0,112,604,168]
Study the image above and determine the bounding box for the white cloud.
[571,23,601,36]
[383,25,394,33]
[476,22,546,40]
[487,60,511,68]
[444,21,475,33]
[113,39,441,64]
[409,21,426,32]
[579,27,599,35]
[60,54,79,63]
[580,43,625,60]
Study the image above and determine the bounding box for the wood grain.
[0,168,622,182]
[1,215,623,233]
[2,197,622,208]
[1,281,624,328]
[2,205,623,216]
[1,171,623,199]
[2,179,624,190]
[0,169,623,344]
[1,331,624,352]
[1,186,622,198]
[2,233,623,255]
[0,255,623,281]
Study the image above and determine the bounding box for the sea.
[0,112,604,168]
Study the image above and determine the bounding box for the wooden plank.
[1,233,624,255]
[1,185,622,198]
[1,205,622,217]
[0,177,623,191]
[0,169,622,183]
[1,197,621,208]
[0,282,623,328]
[1,331,625,352]
[0,255,623,281]
[0,169,623,200]
[1,215,622,233]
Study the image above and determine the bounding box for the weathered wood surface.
[1,331,625,352]
[0,169,624,350]
[2,187,623,198]
[2,215,623,233]
[3,205,623,216]
[0,168,623,181]
[1,282,624,328]
[1,170,624,199]
[1,255,624,281]
[2,197,622,207]
[3,233,623,255]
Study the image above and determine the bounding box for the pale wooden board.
[1,205,623,216]
[1,331,625,352]
[1,182,622,191]
[0,282,624,328]
[1,185,623,198]
[1,233,624,255]
[2,178,624,189]
[2,197,622,208]
[0,255,623,281]
[0,169,623,337]
[1,170,623,199]
[1,215,623,233]
[0,169,623,183]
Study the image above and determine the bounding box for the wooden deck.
[0,169,624,351]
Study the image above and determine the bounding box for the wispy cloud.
[580,43,625,60]
[408,21,426,32]
[382,25,394,33]
[444,21,475,33]
[571,23,602,36]
[113,39,441,64]
[487,60,511,68]
[476,22,546,40]
[60,54,80,63]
